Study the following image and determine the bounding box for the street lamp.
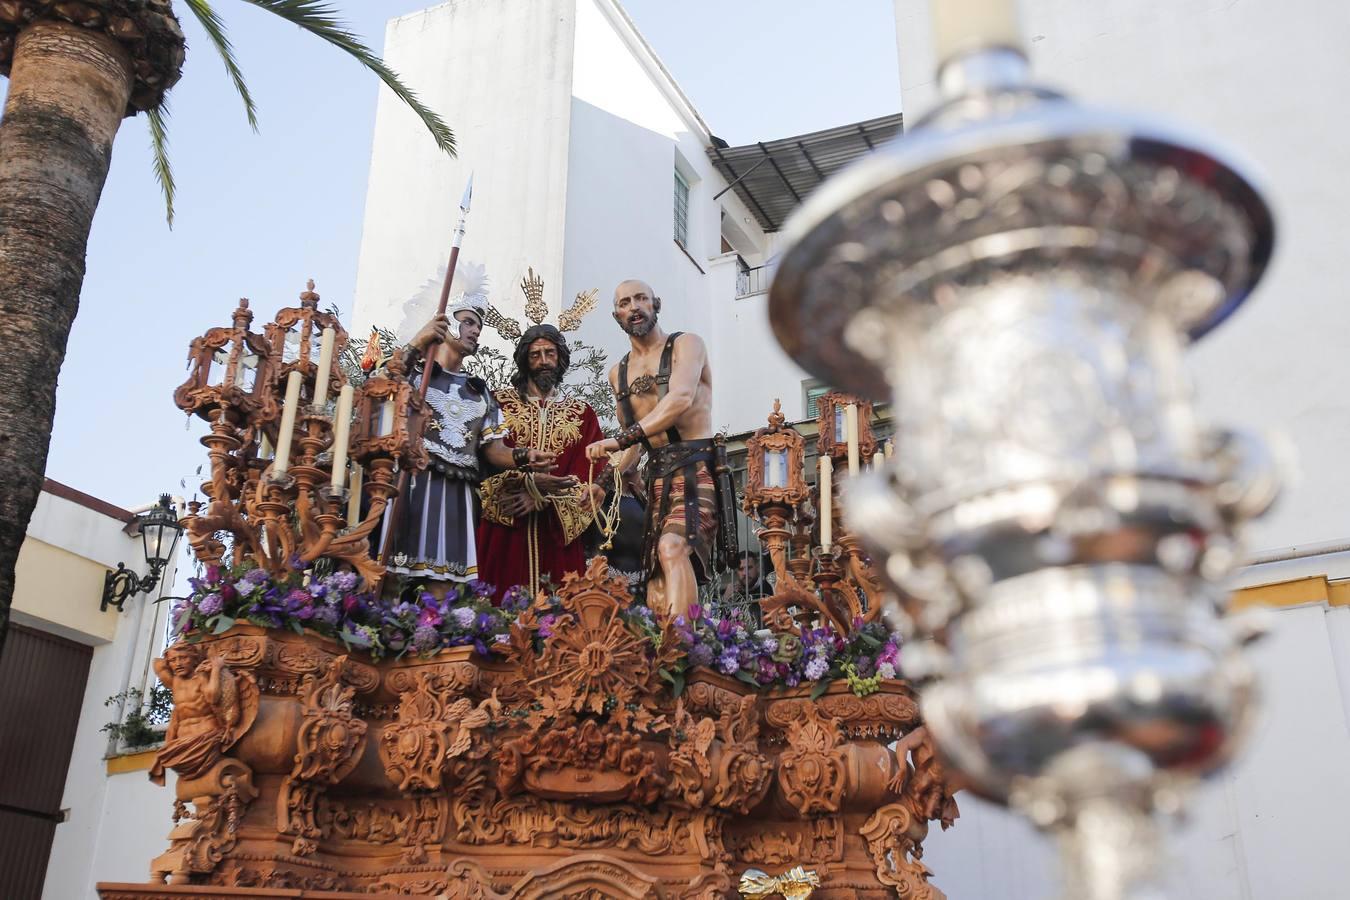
[101,495,183,613]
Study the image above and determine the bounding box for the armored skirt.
[642,438,738,586]
[379,366,508,583]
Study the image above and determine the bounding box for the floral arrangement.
[663,604,900,698]
[172,563,523,660]
[173,565,901,696]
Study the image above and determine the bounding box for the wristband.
[512,446,532,469]
[615,423,646,450]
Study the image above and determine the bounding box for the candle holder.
[172,283,416,592]
[807,546,852,635]
[264,280,347,405]
[814,390,877,467]
[769,32,1280,900]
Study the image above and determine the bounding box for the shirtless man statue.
[149,643,258,785]
[586,279,737,618]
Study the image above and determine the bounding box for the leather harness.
[615,333,737,583]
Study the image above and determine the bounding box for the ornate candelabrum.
[768,7,1280,899]
[743,400,886,636]
[175,282,420,589]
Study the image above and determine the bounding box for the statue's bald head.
[613,279,661,336]
[613,279,655,307]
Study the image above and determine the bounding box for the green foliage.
[102,684,174,750]
[150,0,456,223]
[145,104,176,227]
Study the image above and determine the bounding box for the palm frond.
[239,0,456,156]
[146,104,177,227]
[184,0,258,130]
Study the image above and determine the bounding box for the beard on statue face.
[530,365,560,393]
[620,308,657,337]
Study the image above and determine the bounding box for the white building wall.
[352,0,578,343]
[354,0,808,435]
[562,0,791,433]
[893,0,1350,555]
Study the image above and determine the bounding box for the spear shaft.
[378,176,473,570]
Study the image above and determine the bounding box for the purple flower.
[689,643,714,668]
[243,567,270,586]
[309,582,328,599]
[501,585,530,611]
[718,649,740,676]
[784,671,801,688]
[451,606,476,629]
[467,579,495,598]
[877,661,897,680]
[759,636,779,656]
[538,614,557,639]
[312,606,339,629]
[205,565,222,583]
[412,625,440,653]
[198,593,224,616]
[418,607,443,628]
[804,657,829,681]
[473,638,490,656]
[493,633,510,644]
[687,603,703,621]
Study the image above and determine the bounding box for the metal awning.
[707,113,903,233]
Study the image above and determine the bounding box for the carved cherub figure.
[149,643,259,785]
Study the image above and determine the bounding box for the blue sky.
[30,0,900,510]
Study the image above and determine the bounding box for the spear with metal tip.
[378,174,473,571]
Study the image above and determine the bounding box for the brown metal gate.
[0,624,93,899]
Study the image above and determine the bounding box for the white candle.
[378,400,396,437]
[260,433,273,460]
[819,456,833,550]
[845,403,860,477]
[932,0,1022,66]
[346,465,363,526]
[273,370,303,475]
[884,439,895,460]
[329,384,354,488]
[312,327,335,408]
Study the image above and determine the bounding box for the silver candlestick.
[767,15,1280,900]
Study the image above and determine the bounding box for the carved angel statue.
[149,642,259,785]
[738,865,822,899]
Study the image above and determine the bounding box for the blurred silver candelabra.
[768,12,1280,900]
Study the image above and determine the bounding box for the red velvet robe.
[476,390,606,601]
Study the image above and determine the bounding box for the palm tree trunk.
[0,21,133,655]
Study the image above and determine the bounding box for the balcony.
[736,263,769,298]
